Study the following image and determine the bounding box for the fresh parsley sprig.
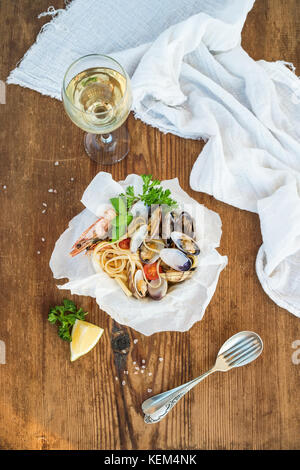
[48,299,88,342]
[121,174,178,210]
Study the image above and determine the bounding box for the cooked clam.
[148,206,161,239]
[170,231,200,256]
[148,278,168,300]
[130,224,148,253]
[134,269,148,298]
[174,211,195,239]
[161,211,174,245]
[139,239,164,264]
[161,270,193,283]
[159,248,192,272]
[127,216,147,237]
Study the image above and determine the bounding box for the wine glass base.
[84,127,130,165]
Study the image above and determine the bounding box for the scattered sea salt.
[133,339,138,344]
[135,366,139,371]
[141,370,144,374]
[122,349,127,354]
[54,161,59,166]
[70,177,74,181]
[147,389,152,393]
[42,209,46,214]
[142,365,146,369]
[122,380,126,386]
[142,359,146,364]
[159,357,163,362]
[41,237,45,242]
[37,251,40,255]
[48,189,54,193]
[42,202,47,207]
[148,372,152,376]
[132,361,136,365]
[115,377,118,381]
[3,185,6,189]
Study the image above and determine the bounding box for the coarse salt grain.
[53,189,57,193]
[147,389,152,393]
[48,189,53,193]
[42,202,47,207]
[133,361,136,365]
[37,251,40,255]
[122,380,126,386]
[54,161,59,166]
[134,371,138,375]
[141,370,144,374]
[41,237,45,242]
[115,377,118,381]
[142,365,146,369]
[3,185,6,189]
[159,357,163,362]
[148,372,152,376]
[133,339,138,344]
[70,177,74,181]
[42,209,46,214]
[142,359,145,363]
[135,366,139,371]
[124,370,128,375]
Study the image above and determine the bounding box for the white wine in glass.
[62,55,132,165]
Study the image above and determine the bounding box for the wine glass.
[62,54,132,165]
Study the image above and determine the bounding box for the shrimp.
[70,208,116,257]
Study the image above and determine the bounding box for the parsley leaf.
[48,300,88,342]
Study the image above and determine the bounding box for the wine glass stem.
[101,133,113,144]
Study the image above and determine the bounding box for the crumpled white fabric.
[8,0,300,317]
[49,173,227,335]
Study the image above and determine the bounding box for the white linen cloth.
[8,0,300,317]
[49,173,227,335]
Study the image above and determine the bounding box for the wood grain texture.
[0,0,299,450]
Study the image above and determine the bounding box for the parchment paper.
[50,172,227,335]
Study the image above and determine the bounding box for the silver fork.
[142,331,263,424]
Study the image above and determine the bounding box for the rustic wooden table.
[0,0,299,450]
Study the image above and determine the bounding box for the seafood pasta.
[70,177,200,301]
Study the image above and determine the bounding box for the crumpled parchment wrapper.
[50,172,227,335]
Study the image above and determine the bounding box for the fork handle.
[143,368,216,424]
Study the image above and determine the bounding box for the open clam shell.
[170,231,200,256]
[159,248,192,272]
[173,211,195,239]
[130,224,148,253]
[161,270,193,283]
[134,269,148,298]
[148,278,168,300]
[139,239,164,264]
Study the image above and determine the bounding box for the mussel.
[148,278,168,300]
[159,248,192,272]
[139,239,164,264]
[170,231,200,256]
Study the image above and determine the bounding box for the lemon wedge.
[70,319,104,362]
